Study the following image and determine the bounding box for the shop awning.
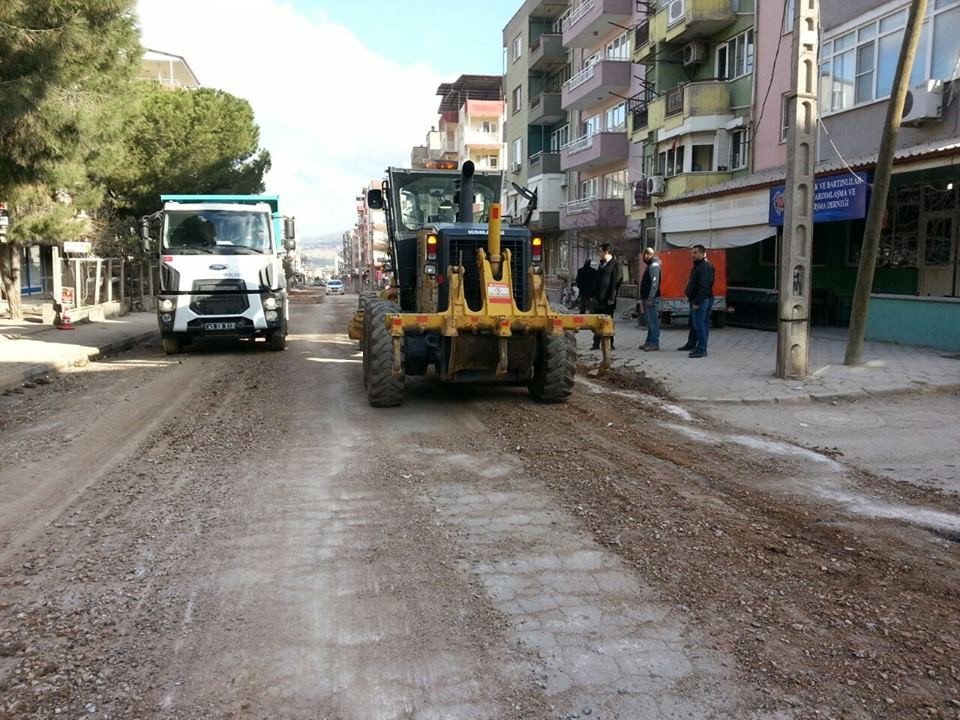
[660,188,775,248]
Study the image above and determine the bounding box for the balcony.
[647,0,736,49]
[529,33,565,71]
[559,197,627,230]
[662,171,732,199]
[561,59,631,111]
[560,131,628,171]
[529,92,565,126]
[460,129,502,149]
[647,81,731,133]
[528,151,562,175]
[561,0,633,48]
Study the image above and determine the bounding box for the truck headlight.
[265,310,279,322]
[263,296,278,310]
[159,298,175,312]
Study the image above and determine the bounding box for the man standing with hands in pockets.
[679,244,714,358]
[639,247,661,351]
[591,243,621,351]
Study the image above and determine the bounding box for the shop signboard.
[769,171,872,226]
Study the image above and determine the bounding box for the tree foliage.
[105,85,272,219]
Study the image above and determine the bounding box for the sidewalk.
[578,315,960,404]
[0,313,157,394]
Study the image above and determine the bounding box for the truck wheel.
[358,291,378,311]
[528,331,576,403]
[364,300,404,407]
[712,310,726,329]
[161,332,185,355]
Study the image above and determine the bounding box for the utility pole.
[776,0,820,379]
[845,0,928,365]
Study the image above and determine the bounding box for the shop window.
[759,235,777,265]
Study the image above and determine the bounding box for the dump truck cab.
[141,194,296,354]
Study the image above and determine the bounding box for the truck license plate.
[205,322,236,331]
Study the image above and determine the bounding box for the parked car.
[325,279,344,295]
[312,278,325,287]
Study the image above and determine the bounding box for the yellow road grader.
[349,161,613,407]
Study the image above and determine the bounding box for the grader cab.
[349,161,613,407]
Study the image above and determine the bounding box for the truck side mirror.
[284,217,296,240]
[139,219,152,252]
[367,189,384,210]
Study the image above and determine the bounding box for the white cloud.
[136,0,443,236]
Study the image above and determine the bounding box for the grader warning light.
[532,236,543,263]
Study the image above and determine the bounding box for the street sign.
[63,240,92,254]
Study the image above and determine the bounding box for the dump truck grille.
[189,280,249,316]
[445,235,528,312]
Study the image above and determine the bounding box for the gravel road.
[0,296,957,720]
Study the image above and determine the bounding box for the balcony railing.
[561,196,599,215]
[566,0,597,30]
[562,134,595,155]
[564,64,597,93]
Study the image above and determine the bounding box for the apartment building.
[139,49,201,89]
[347,181,390,290]
[503,0,570,285]
[631,0,757,246]
[433,75,505,170]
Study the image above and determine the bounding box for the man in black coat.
[591,243,621,350]
[678,244,715,358]
[575,258,596,314]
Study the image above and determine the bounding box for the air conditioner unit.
[683,40,707,66]
[511,162,523,173]
[667,0,685,26]
[647,175,666,196]
[902,80,943,125]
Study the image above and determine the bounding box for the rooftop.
[436,74,503,113]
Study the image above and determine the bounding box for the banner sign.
[769,172,871,226]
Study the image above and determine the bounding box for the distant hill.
[298,232,344,251]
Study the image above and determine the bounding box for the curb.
[0,330,157,396]
[579,351,960,406]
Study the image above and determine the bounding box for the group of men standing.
[575,243,715,359]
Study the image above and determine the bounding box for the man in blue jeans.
[639,247,661,351]
[677,244,715,358]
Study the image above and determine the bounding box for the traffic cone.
[57,308,74,330]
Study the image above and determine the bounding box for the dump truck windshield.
[163,210,272,255]
[393,173,500,232]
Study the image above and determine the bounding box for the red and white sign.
[486,282,512,304]
[61,287,75,309]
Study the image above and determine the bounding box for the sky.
[136,0,520,238]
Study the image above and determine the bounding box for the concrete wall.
[866,294,960,350]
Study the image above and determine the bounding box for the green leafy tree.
[105,85,272,219]
[0,0,141,318]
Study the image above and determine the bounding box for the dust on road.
[0,297,957,720]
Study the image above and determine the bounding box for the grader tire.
[528,331,576,403]
[358,291,378,311]
[365,300,405,407]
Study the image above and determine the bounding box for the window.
[658,144,685,176]
[821,1,960,113]
[580,177,598,199]
[780,93,791,142]
[551,124,570,152]
[717,30,755,80]
[481,121,498,133]
[603,170,627,198]
[783,0,795,33]
[512,138,522,170]
[511,85,522,114]
[583,113,601,136]
[691,144,714,172]
[730,129,748,170]
[604,103,626,130]
[512,34,522,61]
[606,32,631,60]
[479,154,498,169]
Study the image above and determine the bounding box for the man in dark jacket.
[591,243,622,350]
[575,258,596,314]
[678,244,715,358]
[639,247,662,351]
